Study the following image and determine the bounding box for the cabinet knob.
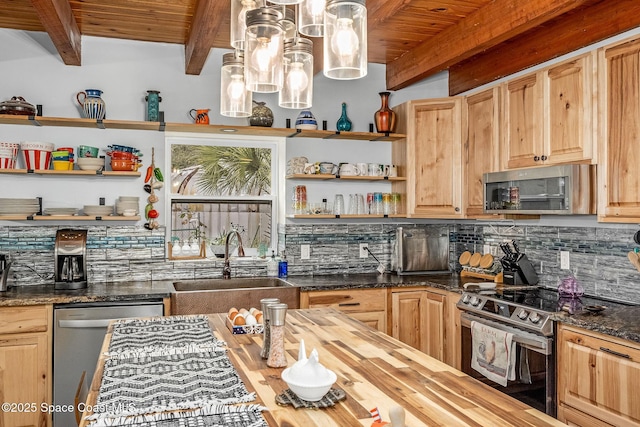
[541,155,548,161]
[454,207,460,212]
[533,156,540,161]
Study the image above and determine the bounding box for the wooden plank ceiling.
[1,0,639,94]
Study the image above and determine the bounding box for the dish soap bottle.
[278,251,288,278]
[267,250,279,277]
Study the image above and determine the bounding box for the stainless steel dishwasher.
[53,300,164,427]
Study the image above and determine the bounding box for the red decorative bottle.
[374,91,396,133]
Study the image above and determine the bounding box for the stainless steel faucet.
[223,230,245,279]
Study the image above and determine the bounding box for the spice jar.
[259,297,280,359]
[267,303,288,368]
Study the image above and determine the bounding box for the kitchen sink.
[171,278,300,315]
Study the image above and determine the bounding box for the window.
[166,134,282,257]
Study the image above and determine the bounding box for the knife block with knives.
[499,240,539,285]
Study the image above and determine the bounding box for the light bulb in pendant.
[227,75,246,101]
[331,17,358,61]
[306,0,325,19]
[286,62,309,93]
[252,38,273,73]
[233,0,257,49]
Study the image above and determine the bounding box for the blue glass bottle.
[336,102,352,131]
[278,251,288,278]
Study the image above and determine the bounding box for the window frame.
[164,132,285,255]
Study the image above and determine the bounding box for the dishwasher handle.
[58,319,115,328]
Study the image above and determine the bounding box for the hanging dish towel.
[470,321,516,387]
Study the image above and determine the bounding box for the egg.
[233,314,246,326]
[255,313,263,324]
[249,307,259,315]
[239,308,249,317]
[244,314,257,326]
[228,307,239,319]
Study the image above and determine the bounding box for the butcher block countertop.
[81,309,563,427]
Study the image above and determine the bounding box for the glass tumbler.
[382,193,392,215]
[373,192,383,215]
[334,194,344,215]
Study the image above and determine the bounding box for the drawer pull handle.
[338,302,361,307]
[599,346,631,359]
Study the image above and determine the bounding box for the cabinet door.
[502,74,544,169]
[350,311,386,333]
[397,98,463,218]
[391,290,444,360]
[598,38,640,221]
[558,324,640,426]
[464,87,501,218]
[544,53,595,165]
[557,403,615,427]
[444,291,461,369]
[0,333,50,427]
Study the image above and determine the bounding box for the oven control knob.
[517,310,529,320]
[461,294,471,304]
[528,312,541,324]
[470,296,481,306]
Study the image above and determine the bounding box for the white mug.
[339,163,360,176]
[356,162,368,176]
[368,163,382,176]
[304,163,318,174]
[388,164,398,177]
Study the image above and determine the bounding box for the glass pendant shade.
[324,0,367,80]
[267,0,302,4]
[245,7,285,93]
[231,0,261,50]
[298,0,325,37]
[279,38,313,109]
[220,52,252,118]
[281,7,297,39]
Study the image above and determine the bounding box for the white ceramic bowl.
[281,367,337,402]
[77,157,104,165]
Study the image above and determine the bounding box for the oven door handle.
[460,312,552,355]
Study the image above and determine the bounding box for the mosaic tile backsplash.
[2,222,640,304]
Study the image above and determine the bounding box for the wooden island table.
[81,308,564,427]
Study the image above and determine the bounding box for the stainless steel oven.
[457,289,556,417]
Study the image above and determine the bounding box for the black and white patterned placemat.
[87,404,268,427]
[94,350,255,418]
[107,315,225,356]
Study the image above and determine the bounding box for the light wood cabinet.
[463,87,501,218]
[557,323,640,426]
[444,290,461,369]
[299,288,387,332]
[389,287,446,360]
[598,37,640,222]
[393,98,464,218]
[0,305,52,427]
[502,53,595,169]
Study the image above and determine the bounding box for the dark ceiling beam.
[185,0,227,75]
[449,0,640,95]
[386,0,594,91]
[29,0,81,65]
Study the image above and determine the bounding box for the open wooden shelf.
[0,115,406,141]
[287,214,405,219]
[0,215,141,221]
[0,169,140,177]
[286,174,406,181]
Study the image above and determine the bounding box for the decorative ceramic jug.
[295,110,317,130]
[250,101,274,127]
[189,109,210,124]
[374,91,396,133]
[336,102,352,131]
[76,89,106,120]
[145,90,162,122]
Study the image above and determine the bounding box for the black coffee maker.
[499,240,539,285]
[54,229,88,290]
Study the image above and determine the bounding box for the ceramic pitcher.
[76,89,106,120]
[189,109,210,124]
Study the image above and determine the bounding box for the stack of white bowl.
[116,196,139,216]
[77,157,104,171]
[0,198,40,215]
[83,205,114,216]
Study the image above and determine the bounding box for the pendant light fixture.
[220,51,252,117]
[324,0,367,80]
[266,0,302,4]
[230,0,261,50]
[279,38,313,109]
[244,7,285,93]
[298,0,325,37]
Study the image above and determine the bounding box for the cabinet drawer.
[303,288,386,312]
[0,305,49,334]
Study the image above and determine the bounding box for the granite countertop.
[284,272,470,292]
[0,280,173,306]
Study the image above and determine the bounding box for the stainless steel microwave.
[483,164,596,215]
